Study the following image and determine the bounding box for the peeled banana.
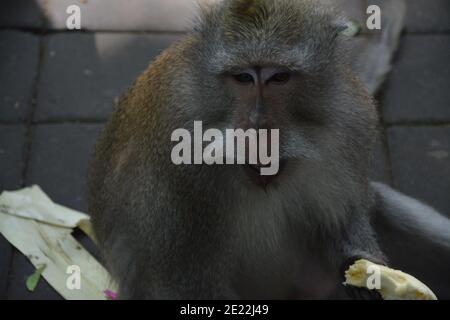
[344,259,437,300]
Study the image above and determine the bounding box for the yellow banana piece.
[344,259,437,300]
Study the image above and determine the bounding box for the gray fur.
[88,0,448,299]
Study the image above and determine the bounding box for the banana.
[344,259,437,300]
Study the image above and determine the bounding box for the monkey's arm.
[330,210,388,299]
[309,209,387,299]
[341,211,388,268]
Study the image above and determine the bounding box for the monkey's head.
[170,0,377,196]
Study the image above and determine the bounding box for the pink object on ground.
[104,289,118,300]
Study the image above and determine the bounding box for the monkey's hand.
[344,259,437,300]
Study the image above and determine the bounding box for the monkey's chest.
[229,207,336,299]
[231,233,336,299]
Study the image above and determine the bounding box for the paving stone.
[382,35,450,124]
[405,0,450,33]
[0,31,40,122]
[26,123,104,212]
[35,33,181,121]
[0,125,26,191]
[388,126,450,215]
[0,0,45,28]
[0,125,26,299]
[40,0,203,31]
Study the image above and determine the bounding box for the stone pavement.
[0,0,449,299]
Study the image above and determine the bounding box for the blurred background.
[0,0,449,299]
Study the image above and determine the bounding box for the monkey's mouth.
[243,160,286,186]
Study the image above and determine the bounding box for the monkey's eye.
[233,73,254,84]
[268,72,291,84]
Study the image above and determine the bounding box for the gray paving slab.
[382,35,450,123]
[26,123,104,212]
[0,31,40,122]
[0,0,45,29]
[0,125,26,191]
[405,0,450,33]
[388,126,450,215]
[34,32,181,121]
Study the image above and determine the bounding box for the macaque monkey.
[88,0,450,299]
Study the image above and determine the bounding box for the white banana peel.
[0,186,116,300]
[344,259,437,300]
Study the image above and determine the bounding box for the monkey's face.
[184,0,377,188]
[187,52,373,188]
[220,64,308,183]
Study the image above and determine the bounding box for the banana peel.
[344,259,437,300]
[0,186,116,300]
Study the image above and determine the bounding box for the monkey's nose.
[248,98,268,130]
[248,110,268,129]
